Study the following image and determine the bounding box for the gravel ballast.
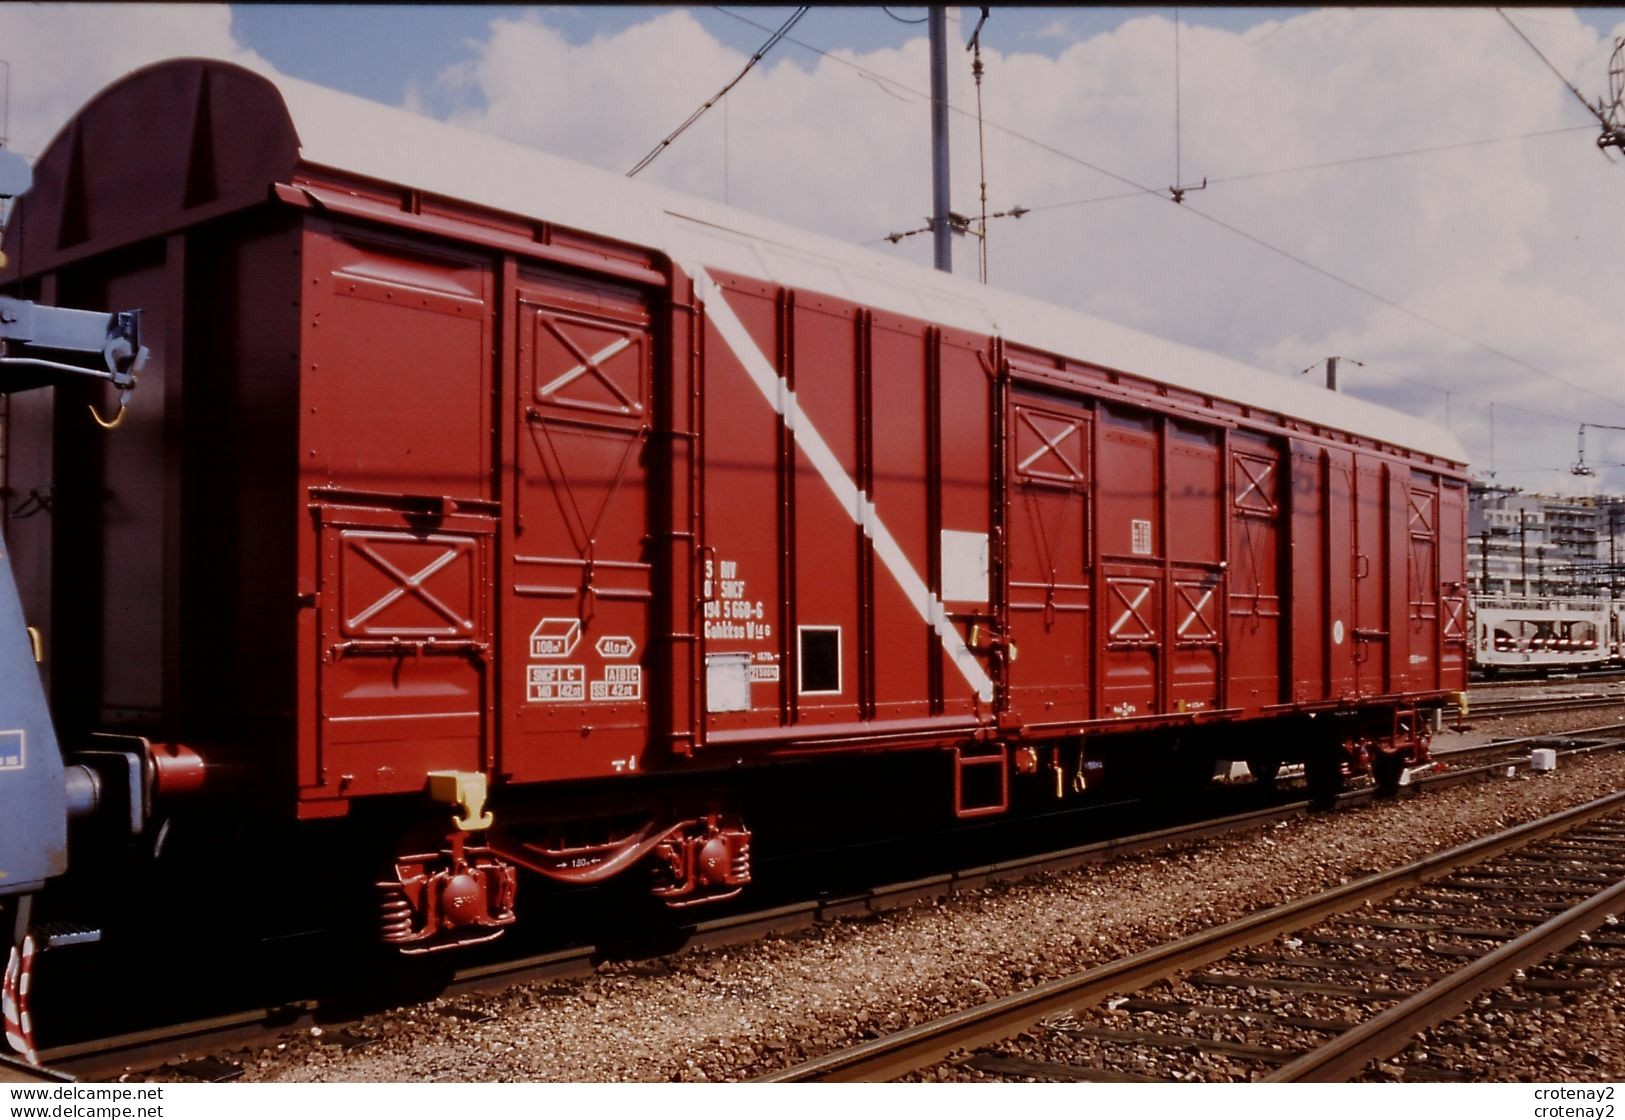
[199,712,1625,1083]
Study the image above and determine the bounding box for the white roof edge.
[272,69,1466,465]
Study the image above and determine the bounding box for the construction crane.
[1570,422,1625,476]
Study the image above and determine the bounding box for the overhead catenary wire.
[627,6,808,178]
[1351,367,1625,476]
[1346,360,1600,428]
[1168,9,1205,201]
[1291,373,1616,478]
[968,6,993,283]
[1174,8,1181,188]
[1496,9,1616,132]
[712,5,1149,190]
[1008,124,1594,219]
[707,6,1625,417]
[1193,125,1594,189]
[1496,8,1623,157]
[0,62,14,247]
[711,7,1590,204]
[1180,200,1625,412]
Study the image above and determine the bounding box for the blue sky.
[229,5,1604,110]
[9,6,1625,486]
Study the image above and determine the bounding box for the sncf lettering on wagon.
[526,664,585,702]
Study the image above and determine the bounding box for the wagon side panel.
[297,220,497,803]
[1396,467,1440,694]
[184,218,304,765]
[50,247,174,741]
[867,313,934,722]
[786,295,863,727]
[502,266,657,784]
[696,277,790,738]
[1351,451,1391,696]
[1164,420,1224,717]
[1096,404,1163,719]
[935,331,996,720]
[1287,439,1328,702]
[1226,432,1286,712]
[1438,477,1469,690]
[1003,385,1093,728]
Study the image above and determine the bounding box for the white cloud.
[9,5,1625,492]
[0,4,267,158]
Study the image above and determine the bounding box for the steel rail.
[41,1003,325,1079]
[43,801,1317,1079]
[1492,718,1625,744]
[755,787,1625,1082]
[1454,693,1625,720]
[44,731,1625,1081]
[1430,725,1625,781]
[0,1053,73,1082]
[39,795,1341,1079]
[1266,873,1625,1081]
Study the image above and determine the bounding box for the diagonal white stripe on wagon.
[692,267,995,704]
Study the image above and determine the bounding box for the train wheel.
[1305,749,1345,808]
[1245,757,1282,788]
[1166,744,1216,800]
[1372,751,1407,798]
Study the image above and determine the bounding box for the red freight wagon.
[1,60,1467,952]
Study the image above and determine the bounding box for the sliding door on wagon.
[692,269,998,755]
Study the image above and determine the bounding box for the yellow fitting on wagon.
[427,770,494,831]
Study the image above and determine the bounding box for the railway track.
[0,1054,72,1083]
[36,724,1625,1082]
[1454,692,1625,722]
[755,788,1625,1083]
[1471,669,1625,687]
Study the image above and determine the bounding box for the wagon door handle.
[1355,553,1371,579]
[698,544,718,598]
[968,623,1018,662]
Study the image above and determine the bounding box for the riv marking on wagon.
[691,267,996,704]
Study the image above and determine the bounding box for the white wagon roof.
[274,68,1466,464]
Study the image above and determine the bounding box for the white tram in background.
[1470,595,1625,675]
